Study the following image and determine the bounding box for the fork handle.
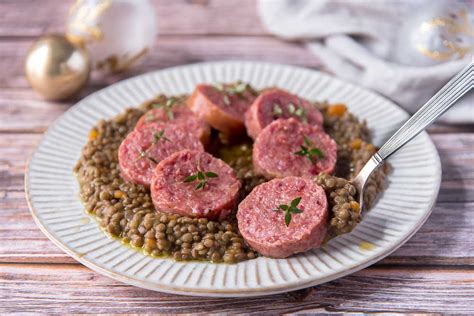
[377,62,473,161]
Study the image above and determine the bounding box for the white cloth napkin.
[257,0,473,123]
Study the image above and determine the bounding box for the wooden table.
[1,1,473,314]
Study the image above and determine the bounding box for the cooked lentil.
[313,102,390,237]
[318,102,390,208]
[74,93,389,263]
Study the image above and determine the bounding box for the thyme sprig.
[294,136,325,162]
[272,103,283,116]
[183,170,218,190]
[273,197,303,226]
[137,129,170,164]
[227,82,250,95]
[288,103,307,122]
[153,129,170,143]
[272,102,307,122]
[151,97,178,120]
[213,81,257,100]
[137,150,158,164]
[144,113,156,123]
[223,94,231,106]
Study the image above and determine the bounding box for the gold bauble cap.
[25,34,91,101]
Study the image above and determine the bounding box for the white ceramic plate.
[26,61,441,297]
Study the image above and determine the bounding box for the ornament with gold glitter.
[67,0,157,73]
[394,1,473,66]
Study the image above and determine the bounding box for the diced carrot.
[350,138,362,150]
[350,201,360,213]
[327,104,347,117]
[366,143,376,152]
[114,190,125,199]
[88,128,98,141]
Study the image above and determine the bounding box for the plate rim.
[24,60,442,297]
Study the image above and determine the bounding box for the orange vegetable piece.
[350,138,362,149]
[88,128,98,141]
[350,201,360,213]
[366,143,376,153]
[327,104,347,117]
[114,190,125,199]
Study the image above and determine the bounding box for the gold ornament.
[25,34,91,100]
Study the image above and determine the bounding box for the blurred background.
[2,0,472,129]
[0,0,319,132]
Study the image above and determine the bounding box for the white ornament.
[67,0,157,73]
[393,0,473,67]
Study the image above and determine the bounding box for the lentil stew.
[74,88,389,263]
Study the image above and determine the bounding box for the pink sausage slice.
[151,150,241,220]
[237,176,328,258]
[244,88,323,139]
[118,123,204,187]
[187,82,257,134]
[253,118,337,179]
[135,98,211,145]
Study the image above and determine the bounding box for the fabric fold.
[258,0,473,123]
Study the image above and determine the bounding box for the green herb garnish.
[273,103,283,116]
[153,129,170,143]
[214,81,255,100]
[137,151,159,164]
[136,130,169,163]
[232,82,249,94]
[146,156,159,164]
[184,170,218,190]
[144,113,155,123]
[223,94,231,106]
[273,197,303,226]
[294,107,307,122]
[213,83,224,91]
[286,103,307,122]
[165,97,177,107]
[287,103,296,114]
[152,97,177,120]
[294,136,325,162]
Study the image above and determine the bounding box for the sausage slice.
[187,82,257,134]
[253,118,337,179]
[118,123,204,187]
[244,88,323,139]
[151,150,241,220]
[136,97,211,145]
[237,176,328,258]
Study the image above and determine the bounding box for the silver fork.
[352,61,473,212]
